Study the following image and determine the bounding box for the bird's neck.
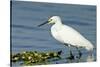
[53,21,63,31]
[55,19,62,25]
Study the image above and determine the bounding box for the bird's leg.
[67,45,74,60]
[76,47,82,59]
[89,50,93,57]
[64,43,74,60]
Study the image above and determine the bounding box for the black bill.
[38,21,48,27]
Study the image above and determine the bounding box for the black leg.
[67,50,74,60]
[76,47,82,59]
[65,44,74,60]
[89,50,93,57]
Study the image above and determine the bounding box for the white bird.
[38,16,94,58]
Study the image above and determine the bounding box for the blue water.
[11,1,96,66]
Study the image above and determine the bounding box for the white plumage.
[50,16,93,51]
[38,16,94,57]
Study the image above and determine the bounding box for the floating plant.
[11,51,62,65]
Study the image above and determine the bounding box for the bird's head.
[48,16,61,24]
[38,16,61,27]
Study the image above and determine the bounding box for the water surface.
[11,1,96,66]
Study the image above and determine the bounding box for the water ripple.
[11,24,46,31]
[63,20,91,26]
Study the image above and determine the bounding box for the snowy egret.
[38,16,94,58]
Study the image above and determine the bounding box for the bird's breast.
[51,25,64,43]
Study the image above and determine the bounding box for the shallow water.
[11,1,96,66]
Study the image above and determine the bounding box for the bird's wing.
[59,25,90,47]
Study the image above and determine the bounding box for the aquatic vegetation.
[11,50,94,65]
[11,51,95,66]
[11,51,62,65]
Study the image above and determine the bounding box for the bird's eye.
[48,19,52,22]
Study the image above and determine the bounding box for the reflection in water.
[65,51,95,63]
[86,55,94,62]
